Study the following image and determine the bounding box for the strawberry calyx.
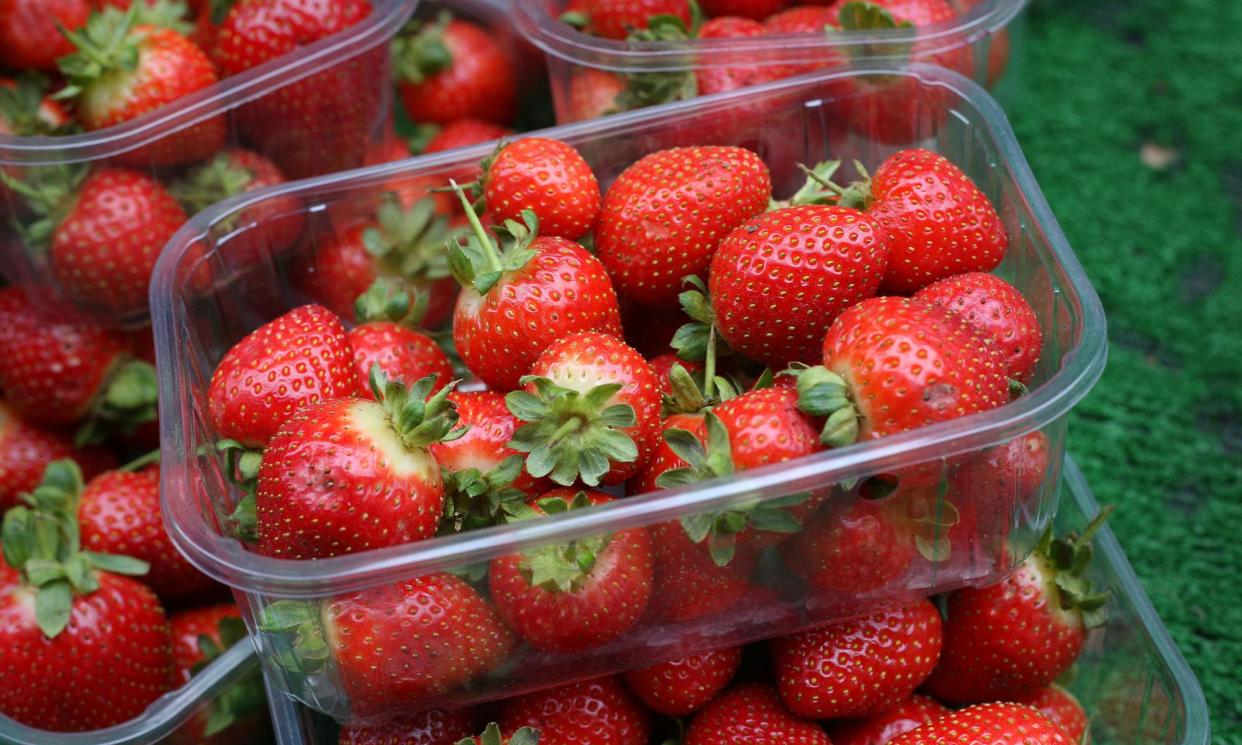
[790,364,861,448]
[904,471,961,563]
[1034,505,1114,629]
[0,74,74,137]
[354,277,430,329]
[505,378,639,487]
[101,0,196,35]
[366,194,460,283]
[391,12,454,86]
[668,276,738,414]
[657,412,807,566]
[369,367,467,450]
[447,181,539,295]
[615,3,705,110]
[559,9,590,29]
[768,160,845,210]
[0,163,89,250]
[514,492,613,593]
[439,454,531,534]
[192,615,266,737]
[208,0,238,26]
[216,439,261,543]
[0,460,150,638]
[457,723,540,745]
[76,357,160,446]
[169,152,256,217]
[258,600,329,673]
[833,2,915,60]
[55,4,187,102]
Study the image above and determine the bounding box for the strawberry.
[500,676,651,745]
[710,203,889,367]
[473,138,601,241]
[457,723,539,745]
[490,489,653,651]
[686,683,830,745]
[825,694,950,745]
[922,512,1112,703]
[761,7,845,79]
[595,146,772,308]
[700,0,786,20]
[947,430,1049,567]
[914,272,1043,383]
[394,14,517,127]
[780,496,915,593]
[348,280,454,399]
[255,372,463,559]
[339,707,478,745]
[1013,685,1090,743]
[0,288,158,437]
[169,603,244,684]
[582,0,691,39]
[649,352,704,396]
[212,0,384,178]
[0,75,72,137]
[79,465,217,602]
[772,598,943,718]
[622,645,742,716]
[567,68,626,121]
[262,573,515,719]
[887,702,1072,745]
[57,6,224,166]
[694,17,776,93]
[423,119,514,154]
[0,401,115,511]
[0,0,90,71]
[207,304,354,448]
[507,331,660,486]
[840,0,970,74]
[448,193,622,391]
[169,603,266,744]
[646,513,760,622]
[0,460,173,731]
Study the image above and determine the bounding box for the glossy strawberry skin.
[348,322,454,399]
[0,401,115,510]
[1013,685,1090,743]
[914,272,1043,383]
[596,146,772,308]
[484,138,601,241]
[826,694,950,745]
[324,574,515,718]
[500,676,651,745]
[338,707,478,745]
[583,0,691,39]
[887,702,1072,745]
[772,598,943,719]
[50,168,188,317]
[623,646,743,716]
[208,304,355,448]
[0,0,90,71]
[431,390,548,496]
[686,683,831,745]
[169,603,242,685]
[424,119,513,154]
[0,573,173,732]
[490,490,653,651]
[780,497,915,594]
[400,19,516,127]
[711,205,889,367]
[79,468,217,602]
[453,237,623,391]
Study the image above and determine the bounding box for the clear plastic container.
[514,0,1028,122]
[0,642,264,745]
[153,64,1107,723]
[258,457,1213,745]
[0,0,417,327]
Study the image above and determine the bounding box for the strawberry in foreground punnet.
[500,676,650,745]
[338,707,478,745]
[887,702,1073,745]
[686,683,830,745]
[622,645,743,716]
[0,400,115,511]
[469,138,601,241]
[394,13,517,127]
[1013,684,1091,744]
[825,693,950,745]
[169,603,267,744]
[0,460,173,731]
[347,279,455,398]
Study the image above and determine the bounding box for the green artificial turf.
[1008,1,1242,741]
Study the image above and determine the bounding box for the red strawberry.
[772,598,943,718]
[622,645,742,716]
[0,76,72,136]
[347,280,454,399]
[695,17,778,94]
[761,7,845,79]
[212,0,384,178]
[208,304,354,448]
[423,119,514,154]
[255,373,462,559]
[595,146,772,308]
[262,573,515,719]
[628,411,704,495]
[648,353,704,396]
[394,15,517,127]
[339,708,478,745]
[710,203,889,367]
[888,702,1072,745]
[0,460,173,731]
[780,497,915,593]
[840,0,970,74]
[457,723,539,745]
[500,676,651,745]
[1013,685,1090,743]
[169,603,266,745]
[507,331,660,486]
[567,68,626,121]
[79,466,217,601]
[476,138,601,241]
[700,0,786,20]
[449,196,622,391]
[0,401,115,511]
[922,513,1112,703]
[826,694,950,745]
[0,0,90,71]
[914,272,1042,383]
[647,514,760,622]
[169,603,244,684]
[490,489,653,651]
[583,0,690,39]
[58,8,224,166]
[948,430,1049,567]
[686,683,830,745]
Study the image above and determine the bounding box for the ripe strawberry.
[208,304,354,448]
[212,0,383,178]
[772,598,943,718]
[583,0,691,39]
[423,119,514,154]
[0,401,115,511]
[0,288,158,435]
[700,0,786,20]
[262,573,515,719]
[348,280,454,399]
[595,146,772,308]
[79,466,217,601]
[169,603,266,745]
[825,694,950,745]
[339,707,478,745]
[686,683,830,745]
[490,489,653,651]
[1013,685,1090,743]
[761,7,845,78]
[780,497,915,593]
[840,0,971,74]
[0,76,72,136]
[500,676,651,745]
[394,15,516,127]
[694,17,776,91]
[646,511,761,622]
[914,272,1042,383]
[0,460,173,731]
[457,723,539,745]
[922,513,1112,703]
[648,353,704,396]
[567,68,626,121]
[622,645,742,716]
[255,373,462,559]
[710,203,889,367]
[0,0,90,71]
[58,7,224,166]
[448,196,622,391]
[887,702,1072,745]
[475,138,601,241]
[507,331,660,486]
[948,430,1049,567]
[169,603,244,684]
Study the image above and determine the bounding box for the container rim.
[154,63,1108,598]
[512,0,1028,72]
[0,0,416,167]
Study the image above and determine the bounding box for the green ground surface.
[1009,1,1242,741]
